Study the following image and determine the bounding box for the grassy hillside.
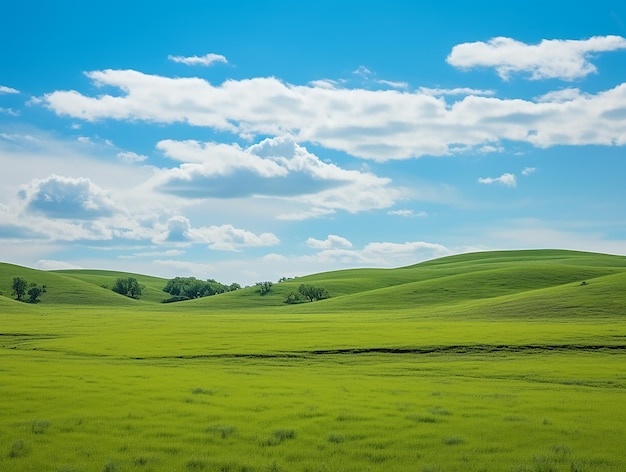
[1,249,625,317]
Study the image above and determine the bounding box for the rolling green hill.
[1,249,625,318]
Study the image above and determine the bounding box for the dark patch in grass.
[442,436,464,445]
[327,433,345,443]
[133,456,155,466]
[187,458,207,470]
[428,406,452,416]
[406,414,439,423]
[31,420,50,434]
[102,461,120,472]
[206,424,237,439]
[9,439,28,458]
[192,387,214,395]
[503,415,527,422]
[262,429,296,446]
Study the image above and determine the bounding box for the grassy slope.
[1,249,624,317]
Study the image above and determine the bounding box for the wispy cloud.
[117,151,148,163]
[388,209,428,218]
[447,35,626,80]
[0,85,19,94]
[418,86,495,96]
[522,167,536,176]
[478,173,517,187]
[167,53,227,66]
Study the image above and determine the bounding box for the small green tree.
[12,277,28,301]
[256,281,273,295]
[112,277,142,299]
[27,285,44,303]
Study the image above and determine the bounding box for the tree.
[27,285,43,303]
[256,281,273,295]
[112,277,142,299]
[298,284,329,302]
[12,277,28,301]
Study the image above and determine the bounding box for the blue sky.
[1,1,625,285]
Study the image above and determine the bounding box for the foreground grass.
[1,250,625,471]
[1,308,625,472]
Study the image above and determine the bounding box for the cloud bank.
[42,64,626,160]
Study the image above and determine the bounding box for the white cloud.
[376,79,409,89]
[151,136,403,217]
[0,107,20,116]
[478,173,517,187]
[522,167,536,176]
[306,234,352,249]
[535,88,583,103]
[388,209,428,218]
[167,53,227,66]
[117,151,148,163]
[158,215,279,251]
[307,241,451,266]
[447,35,626,81]
[36,259,83,270]
[353,65,372,77]
[40,68,626,160]
[418,86,495,96]
[0,85,19,94]
[19,174,120,219]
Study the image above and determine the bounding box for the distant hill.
[1,250,625,318]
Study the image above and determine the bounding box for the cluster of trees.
[285,284,329,304]
[112,277,142,299]
[11,277,46,303]
[255,279,330,303]
[162,277,240,302]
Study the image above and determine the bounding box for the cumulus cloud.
[159,215,279,251]
[152,136,402,217]
[167,53,227,66]
[478,173,517,187]
[0,85,19,94]
[447,35,626,81]
[305,234,352,249]
[40,67,626,160]
[18,174,119,219]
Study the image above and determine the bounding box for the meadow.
[1,250,625,471]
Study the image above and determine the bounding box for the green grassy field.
[1,250,625,471]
